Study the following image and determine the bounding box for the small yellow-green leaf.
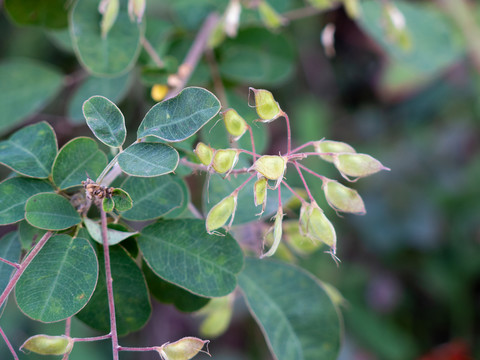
[206,194,236,233]
[250,88,282,122]
[222,108,247,139]
[211,149,238,174]
[251,155,286,181]
[314,140,356,163]
[199,297,233,338]
[194,142,214,166]
[324,180,366,214]
[158,337,209,360]
[334,153,389,180]
[20,335,73,356]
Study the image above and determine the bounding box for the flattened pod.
[211,149,239,174]
[250,88,282,122]
[261,207,284,258]
[206,194,237,233]
[323,180,365,214]
[20,335,74,356]
[314,140,356,163]
[333,153,390,180]
[222,108,248,139]
[254,177,267,213]
[157,336,210,360]
[307,204,336,250]
[251,155,286,180]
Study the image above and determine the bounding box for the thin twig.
[141,36,165,68]
[62,318,72,360]
[294,162,315,202]
[281,180,305,203]
[0,326,19,360]
[0,258,20,269]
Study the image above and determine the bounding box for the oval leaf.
[138,219,244,297]
[0,121,57,178]
[15,235,98,322]
[84,217,137,246]
[76,244,151,336]
[117,142,179,177]
[111,188,132,211]
[25,193,81,230]
[137,87,221,142]
[238,258,341,360]
[52,137,108,189]
[0,177,53,225]
[70,0,143,76]
[119,175,183,221]
[0,59,63,134]
[83,96,126,147]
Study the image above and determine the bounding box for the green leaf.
[137,219,244,297]
[142,261,209,312]
[52,137,107,190]
[0,121,57,178]
[5,0,69,29]
[18,220,47,250]
[238,258,341,360]
[70,0,143,76]
[83,96,126,148]
[218,28,295,85]
[117,142,179,177]
[111,188,132,211]
[103,197,115,212]
[76,244,151,336]
[25,193,81,230]
[15,235,98,322]
[68,74,131,124]
[119,175,183,221]
[137,87,221,142]
[0,59,63,134]
[83,217,137,246]
[0,232,21,314]
[163,176,190,219]
[0,177,53,225]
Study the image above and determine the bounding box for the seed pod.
[314,140,356,163]
[333,153,390,181]
[298,202,310,237]
[254,177,268,214]
[323,180,366,214]
[261,206,284,258]
[307,203,336,250]
[20,335,74,356]
[194,142,214,166]
[250,88,282,122]
[128,0,146,23]
[258,1,286,30]
[211,149,239,174]
[206,194,237,233]
[157,337,210,360]
[283,220,322,255]
[222,108,248,139]
[151,84,169,102]
[99,0,119,38]
[251,155,286,182]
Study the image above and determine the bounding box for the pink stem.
[248,125,258,161]
[0,258,20,269]
[100,207,119,360]
[290,140,317,154]
[294,162,315,202]
[73,334,112,342]
[0,231,53,308]
[281,180,306,203]
[62,318,72,360]
[233,174,256,195]
[283,112,292,155]
[118,346,159,352]
[296,163,328,184]
[0,326,19,360]
[238,149,256,157]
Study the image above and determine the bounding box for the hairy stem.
[296,163,328,184]
[290,140,317,154]
[294,162,315,202]
[73,334,112,342]
[248,125,258,162]
[0,258,19,269]
[100,207,119,360]
[0,326,19,360]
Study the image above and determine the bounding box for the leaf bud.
[206,194,237,233]
[333,153,390,181]
[258,1,286,31]
[157,337,210,360]
[323,180,366,214]
[20,335,74,356]
[300,202,336,252]
[249,88,282,122]
[314,140,356,163]
[222,108,248,139]
[194,142,214,166]
[103,197,115,212]
[254,177,268,214]
[99,0,119,38]
[261,206,284,258]
[211,149,239,175]
[250,155,286,188]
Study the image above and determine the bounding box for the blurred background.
[0,0,479,359]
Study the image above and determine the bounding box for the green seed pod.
[198,296,233,338]
[251,155,286,181]
[307,203,336,250]
[314,140,356,163]
[20,335,74,356]
[258,1,286,30]
[323,180,366,214]
[211,149,238,174]
[99,0,119,38]
[254,177,268,213]
[222,109,248,139]
[206,194,237,233]
[261,206,284,258]
[250,88,282,122]
[128,0,146,23]
[333,153,390,181]
[194,142,214,166]
[157,337,210,360]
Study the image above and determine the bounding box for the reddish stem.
[290,140,317,154]
[233,174,256,195]
[294,162,315,202]
[0,231,53,308]
[283,112,292,155]
[281,180,306,203]
[248,125,258,161]
[0,326,19,360]
[296,163,328,184]
[100,207,119,360]
[0,258,20,269]
[118,346,159,352]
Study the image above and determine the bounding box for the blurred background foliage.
[0,0,479,359]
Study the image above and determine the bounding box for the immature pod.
[222,108,248,139]
[194,142,214,166]
[323,180,366,215]
[128,0,146,23]
[307,203,336,251]
[99,0,119,38]
[254,177,268,214]
[20,335,74,356]
[261,206,284,258]
[258,1,286,30]
[157,337,210,360]
[206,194,237,233]
[298,202,310,236]
[314,140,356,163]
[211,149,239,174]
[333,153,390,181]
[250,88,282,122]
[250,155,286,189]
